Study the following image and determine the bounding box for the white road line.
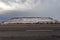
[26,30,53,31]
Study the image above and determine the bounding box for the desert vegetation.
[0,23,60,31]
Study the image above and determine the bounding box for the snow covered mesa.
[4,17,58,24]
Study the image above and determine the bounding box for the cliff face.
[3,17,58,24]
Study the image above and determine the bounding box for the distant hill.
[2,17,59,24]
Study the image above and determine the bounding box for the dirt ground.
[0,23,60,40]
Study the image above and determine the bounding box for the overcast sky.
[0,0,60,21]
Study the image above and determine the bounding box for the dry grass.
[0,23,60,31]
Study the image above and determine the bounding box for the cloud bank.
[0,0,59,11]
[0,0,40,11]
[0,0,60,21]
